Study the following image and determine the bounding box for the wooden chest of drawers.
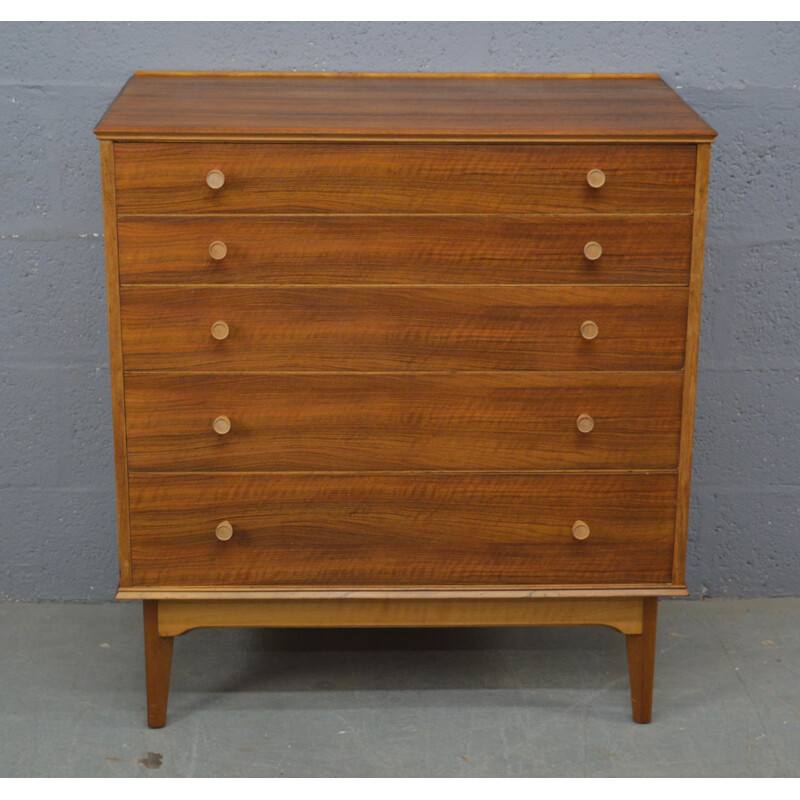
[96,72,715,727]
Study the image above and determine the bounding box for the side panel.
[673,143,711,583]
[100,141,132,586]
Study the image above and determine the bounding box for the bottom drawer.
[128,473,677,587]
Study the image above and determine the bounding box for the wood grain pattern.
[99,141,133,586]
[673,144,711,584]
[94,74,717,141]
[156,597,647,636]
[117,214,693,286]
[119,286,688,372]
[128,473,677,587]
[113,143,697,215]
[124,372,683,472]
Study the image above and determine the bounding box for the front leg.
[625,597,658,723]
[143,600,174,728]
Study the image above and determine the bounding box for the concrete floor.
[1,598,799,777]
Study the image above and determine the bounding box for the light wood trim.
[116,213,693,221]
[215,520,233,541]
[587,168,606,188]
[133,71,663,80]
[123,470,681,476]
[572,520,591,540]
[120,283,693,290]
[125,378,683,384]
[205,170,225,190]
[673,144,711,584]
[100,141,132,586]
[120,369,686,379]
[118,585,689,601]
[156,597,647,637]
[116,213,695,221]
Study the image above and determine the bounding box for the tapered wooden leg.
[143,600,174,728]
[625,597,658,723]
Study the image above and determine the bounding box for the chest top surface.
[94,72,716,142]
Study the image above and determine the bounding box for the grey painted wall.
[1,22,798,600]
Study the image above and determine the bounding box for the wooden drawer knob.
[583,241,603,261]
[209,240,228,260]
[572,520,590,540]
[580,320,599,340]
[586,169,606,188]
[576,413,595,433]
[206,169,225,190]
[215,520,233,541]
[211,320,230,341]
[213,415,231,435]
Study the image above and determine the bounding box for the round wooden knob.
[583,241,603,261]
[215,520,233,541]
[213,415,231,435]
[580,320,599,340]
[586,169,606,188]
[572,520,590,540]
[577,413,595,434]
[209,241,228,260]
[206,169,225,190]
[211,321,230,341]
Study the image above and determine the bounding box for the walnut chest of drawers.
[95,72,715,727]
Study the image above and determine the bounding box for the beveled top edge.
[95,72,717,142]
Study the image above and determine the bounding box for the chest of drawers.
[95,72,715,727]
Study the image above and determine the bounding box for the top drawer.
[114,143,697,215]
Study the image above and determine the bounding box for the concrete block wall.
[1,22,798,600]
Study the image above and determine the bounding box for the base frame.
[140,594,661,728]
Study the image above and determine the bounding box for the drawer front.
[124,372,683,472]
[120,286,688,372]
[128,472,677,587]
[114,143,696,215]
[117,215,693,286]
